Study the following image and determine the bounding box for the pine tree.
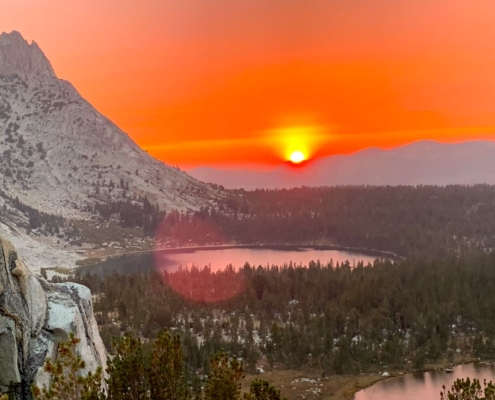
[441,378,495,400]
[148,331,190,400]
[244,380,287,400]
[31,333,104,400]
[106,334,146,400]
[203,351,243,400]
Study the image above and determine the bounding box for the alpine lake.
[78,245,386,276]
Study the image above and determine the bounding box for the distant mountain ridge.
[0,30,221,219]
[189,140,495,189]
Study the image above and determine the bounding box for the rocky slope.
[0,30,221,219]
[0,235,106,399]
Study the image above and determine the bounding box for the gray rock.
[0,31,55,79]
[0,236,107,399]
[0,315,21,388]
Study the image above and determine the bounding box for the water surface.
[80,246,381,276]
[355,363,495,400]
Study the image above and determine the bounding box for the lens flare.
[162,266,246,304]
[153,216,246,303]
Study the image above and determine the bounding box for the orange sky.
[4,0,495,169]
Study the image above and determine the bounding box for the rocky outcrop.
[0,31,55,79]
[0,236,107,399]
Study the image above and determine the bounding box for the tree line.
[90,196,163,236]
[100,185,495,260]
[85,185,495,262]
[25,331,285,400]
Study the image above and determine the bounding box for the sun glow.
[264,124,327,164]
[289,150,306,164]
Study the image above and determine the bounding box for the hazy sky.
[4,0,495,168]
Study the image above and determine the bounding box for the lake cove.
[354,363,495,400]
[78,245,383,276]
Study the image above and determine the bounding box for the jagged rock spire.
[0,31,55,79]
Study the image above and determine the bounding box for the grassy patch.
[242,369,385,400]
[72,220,145,246]
[75,257,103,267]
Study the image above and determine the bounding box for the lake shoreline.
[350,357,481,400]
[76,242,402,270]
[239,357,482,400]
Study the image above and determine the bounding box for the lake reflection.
[80,247,380,276]
[155,247,379,273]
[355,363,495,400]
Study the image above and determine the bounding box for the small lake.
[79,246,383,276]
[355,363,495,400]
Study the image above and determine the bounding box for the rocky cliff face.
[0,236,107,399]
[0,31,221,219]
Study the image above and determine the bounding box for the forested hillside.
[64,253,495,377]
[45,185,495,399]
[146,185,495,260]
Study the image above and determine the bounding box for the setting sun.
[289,150,306,164]
[265,125,326,165]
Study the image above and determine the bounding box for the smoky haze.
[189,140,495,189]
